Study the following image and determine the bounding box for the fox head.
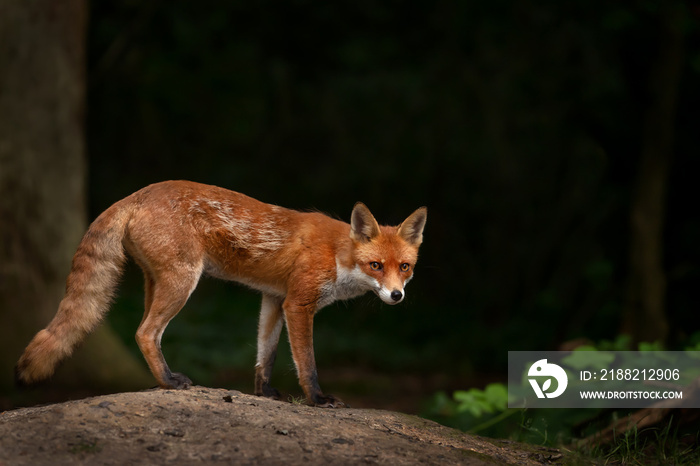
[349,203,427,305]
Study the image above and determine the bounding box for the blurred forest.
[2,0,700,415]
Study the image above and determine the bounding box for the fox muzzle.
[376,287,404,305]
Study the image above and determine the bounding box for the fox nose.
[390,290,403,302]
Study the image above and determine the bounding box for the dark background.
[89,0,699,409]
[2,0,699,414]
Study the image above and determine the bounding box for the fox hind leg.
[254,294,284,399]
[135,266,202,389]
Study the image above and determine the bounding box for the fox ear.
[397,207,427,246]
[350,202,381,242]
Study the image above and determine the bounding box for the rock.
[0,387,562,465]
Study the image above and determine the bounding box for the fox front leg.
[283,299,344,408]
[254,294,284,399]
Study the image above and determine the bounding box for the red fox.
[16,181,427,407]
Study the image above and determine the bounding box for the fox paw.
[165,372,192,389]
[259,386,281,400]
[312,394,346,408]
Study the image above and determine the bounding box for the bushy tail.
[15,200,132,385]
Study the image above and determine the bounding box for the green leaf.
[562,350,615,370]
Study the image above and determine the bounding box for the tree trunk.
[0,0,151,402]
[622,3,685,344]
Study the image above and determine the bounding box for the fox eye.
[369,261,383,271]
[400,263,411,272]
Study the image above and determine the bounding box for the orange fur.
[16,181,427,406]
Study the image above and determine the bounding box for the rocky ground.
[0,386,565,465]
